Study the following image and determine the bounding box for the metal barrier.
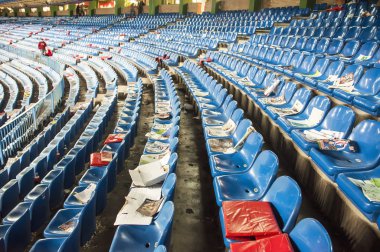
[0,45,65,165]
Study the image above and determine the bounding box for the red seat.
[90,152,112,167]
[104,134,125,144]
[222,201,281,239]
[230,234,294,252]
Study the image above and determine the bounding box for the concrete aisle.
[169,88,224,252]
[81,83,154,252]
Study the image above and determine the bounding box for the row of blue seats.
[0,101,94,252]
[1,108,71,189]
[120,48,158,74]
[203,51,380,225]
[30,81,143,251]
[134,38,199,58]
[223,40,380,116]
[270,25,379,43]
[110,70,180,252]
[175,60,332,251]
[159,29,238,43]
[293,13,380,28]
[124,43,179,67]
[311,2,378,18]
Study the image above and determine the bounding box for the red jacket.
[38,41,47,50]
[45,49,53,57]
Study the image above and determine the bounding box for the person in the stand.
[80,5,85,16]
[45,47,53,57]
[76,4,80,17]
[38,39,47,55]
[155,57,163,68]
[138,0,145,15]
[130,3,136,16]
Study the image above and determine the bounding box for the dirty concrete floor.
[169,88,224,252]
[81,83,154,251]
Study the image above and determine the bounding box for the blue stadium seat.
[109,201,174,252]
[289,218,333,252]
[329,40,361,61]
[55,156,76,189]
[15,166,34,199]
[79,167,108,215]
[205,118,251,154]
[333,67,380,103]
[310,120,380,180]
[41,169,64,210]
[277,96,331,133]
[44,208,83,252]
[219,176,302,248]
[291,105,356,153]
[265,88,312,120]
[0,179,19,217]
[357,27,377,43]
[337,165,380,221]
[162,173,177,202]
[0,202,31,252]
[324,39,344,56]
[318,64,364,94]
[293,55,318,81]
[213,150,279,207]
[30,238,73,252]
[24,184,50,231]
[64,185,97,245]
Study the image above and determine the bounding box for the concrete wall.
[143,5,149,13]
[188,2,202,14]
[204,0,213,12]
[159,4,179,13]
[42,11,51,16]
[262,0,300,8]
[95,8,115,15]
[57,10,69,16]
[221,0,249,10]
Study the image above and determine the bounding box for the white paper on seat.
[348,178,380,202]
[114,194,152,225]
[129,186,162,201]
[73,183,96,204]
[129,160,169,186]
[303,129,344,142]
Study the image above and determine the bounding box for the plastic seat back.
[240,132,264,166]
[354,68,380,95]
[289,218,333,252]
[326,39,344,55]
[345,26,361,40]
[162,174,176,202]
[354,42,378,62]
[262,176,302,233]
[319,106,356,138]
[339,64,364,85]
[154,201,175,242]
[302,96,331,120]
[248,150,279,197]
[348,120,380,166]
[358,27,377,43]
[232,119,253,141]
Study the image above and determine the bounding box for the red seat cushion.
[222,201,282,239]
[230,234,294,252]
[104,134,126,144]
[90,152,112,167]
